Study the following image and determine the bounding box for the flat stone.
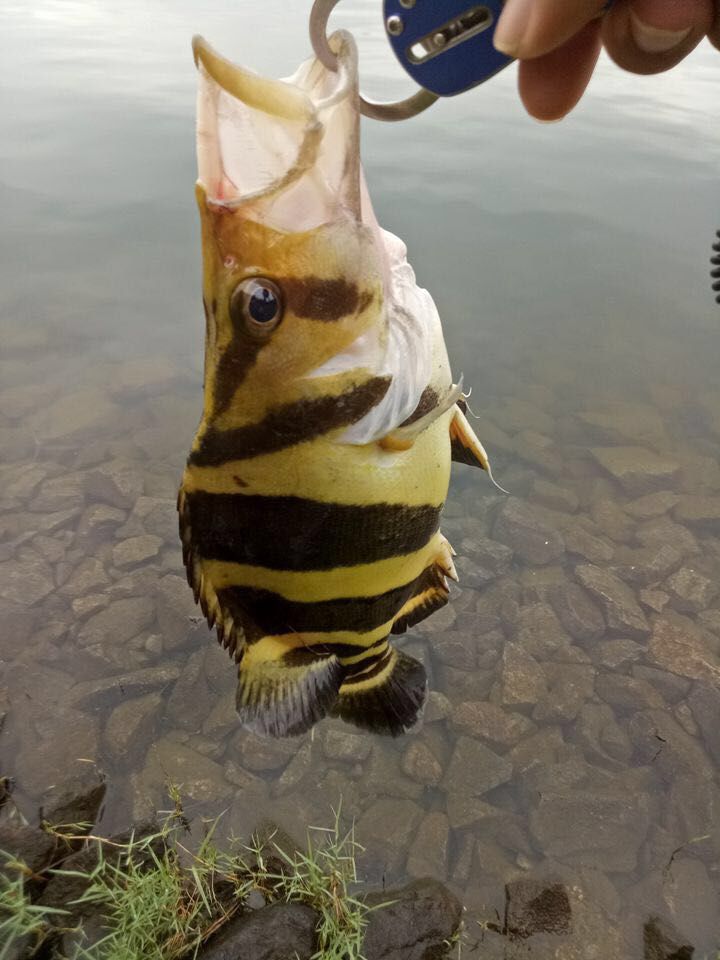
[514,602,587,662]
[628,710,710,782]
[322,727,372,763]
[116,496,177,544]
[451,701,533,747]
[673,494,720,531]
[595,673,663,713]
[589,498,635,544]
[530,789,650,873]
[595,637,644,668]
[444,736,512,797]
[356,797,423,875]
[400,740,443,786]
[58,558,110,598]
[17,710,101,797]
[0,823,56,877]
[112,535,163,570]
[680,683,720,770]
[424,691,451,723]
[579,404,667,445]
[459,537,513,574]
[270,742,314,797]
[639,589,670,614]
[612,544,683,587]
[86,458,143,509]
[142,738,232,804]
[547,581,605,642]
[445,794,496,829]
[29,473,87,514]
[155,574,202,650]
[563,522,616,564]
[532,479,579,513]
[0,554,56,605]
[233,731,297,773]
[104,692,162,765]
[575,564,650,638]
[590,447,679,496]
[625,491,680,520]
[632,666,691,704]
[68,665,180,708]
[493,498,565,566]
[363,879,462,960]
[75,504,126,546]
[431,631,476,670]
[78,596,155,649]
[661,858,718,950]
[406,812,449,880]
[664,566,718,613]
[647,616,720,684]
[26,387,119,441]
[2,463,50,501]
[532,664,595,722]
[643,916,693,960]
[40,764,106,830]
[636,517,699,557]
[501,643,547,706]
[576,702,632,767]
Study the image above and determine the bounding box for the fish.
[178,30,497,738]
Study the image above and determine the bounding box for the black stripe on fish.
[212,332,266,418]
[279,277,372,322]
[189,376,391,467]
[216,579,419,637]
[400,386,439,427]
[182,493,442,570]
[340,648,394,685]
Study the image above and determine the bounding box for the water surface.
[2,2,720,955]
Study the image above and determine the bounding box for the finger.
[518,20,603,121]
[710,0,720,50]
[602,0,714,74]
[494,0,606,59]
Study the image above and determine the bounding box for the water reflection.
[1,2,720,956]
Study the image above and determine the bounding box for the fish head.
[193,33,394,423]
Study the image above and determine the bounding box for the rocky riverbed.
[1,322,720,957]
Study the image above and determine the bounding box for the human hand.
[493,0,720,121]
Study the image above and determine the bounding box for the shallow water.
[2,1,720,954]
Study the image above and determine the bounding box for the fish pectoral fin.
[450,406,509,493]
[237,646,343,738]
[378,380,465,451]
[331,647,427,736]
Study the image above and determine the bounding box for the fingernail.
[494,0,534,56]
[629,10,692,53]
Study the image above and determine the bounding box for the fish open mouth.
[192,33,361,226]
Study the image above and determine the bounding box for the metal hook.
[309,0,438,121]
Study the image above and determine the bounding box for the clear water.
[2,1,720,954]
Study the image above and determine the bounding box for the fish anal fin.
[331,648,427,736]
[237,647,343,738]
[392,563,450,634]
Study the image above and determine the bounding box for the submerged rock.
[504,878,572,940]
[643,916,694,960]
[40,764,106,831]
[444,736,512,797]
[590,447,679,496]
[406,812,449,879]
[574,564,650,639]
[664,566,718,614]
[493,498,565,566]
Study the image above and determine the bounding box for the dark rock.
[493,498,565,566]
[406,812,449,879]
[547,581,605,642]
[459,537,513,575]
[688,683,720,765]
[0,823,56,878]
[612,545,683,588]
[636,518,699,558]
[595,674,663,713]
[356,798,423,878]
[450,701,533,748]
[673,494,720,531]
[625,491,680,520]
[200,902,318,960]
[501,643,547,707]
[532,664,595,722]
[647,616,720,685]
[563,522,615,563]
[504,878,571,940]
[575,564,650,639]
[529,789,650,873]
[104,692,162,765]
[628,710,711,783]
[664,566,718,614]
[68,664,181,709]
[400,740,443,786]
[590,447,679,496]
[632,666,690,704]
[643,916,693,960]
[40,764,106,831]
[444,736,512,797]
[363,879,462,960]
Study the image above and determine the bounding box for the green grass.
[0,800,376,960]
[0,852,68,959]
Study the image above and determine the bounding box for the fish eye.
[230,278,283,338]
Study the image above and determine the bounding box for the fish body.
[179,32,494,737]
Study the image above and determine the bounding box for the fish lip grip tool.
[310,0,513,120]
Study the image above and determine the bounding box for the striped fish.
[179,31,497,738]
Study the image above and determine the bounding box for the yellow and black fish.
[179,32,496,737]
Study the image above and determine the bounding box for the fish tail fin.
[332,646,427,736]
[237,648,343,738]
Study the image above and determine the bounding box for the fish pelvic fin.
[237,648,344,738]
[331,647,427,736]
[450,404,509,494]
